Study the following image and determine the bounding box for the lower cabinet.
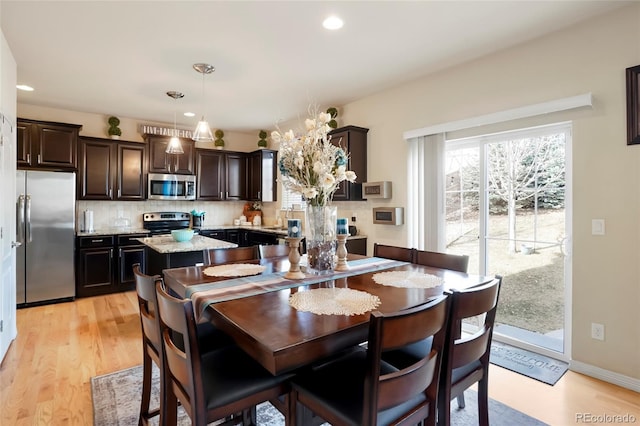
[76,233,147,297]
[346,238,367,256]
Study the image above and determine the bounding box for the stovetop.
[142,211,191,235]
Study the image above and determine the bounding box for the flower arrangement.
[273,109,356,207]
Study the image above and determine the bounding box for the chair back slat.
[451,329,491,369]
[258,244,290,258]
[373,243,415,262]
[414,249,469,273]
[206,245,259,265]
[133,264,163,352]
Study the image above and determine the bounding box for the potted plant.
[214,129,225,149]
[258,130,268,148]
[326,107,338,129]
[107,116,122,139]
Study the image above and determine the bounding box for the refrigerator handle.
[26,195,32,243]
[16,194,25,243]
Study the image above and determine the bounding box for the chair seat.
[381,336,433,369]
[451,359,482,384]
[292,350,427,426]
[196,322,235,353]
[202,345,293,411]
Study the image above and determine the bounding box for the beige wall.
[14,4,640,383]
[338,4,640,380]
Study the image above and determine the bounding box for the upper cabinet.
[146,135,195,175]
[77,137,147,201]
[248,149,277,202]
[329,125,368,201]
[195,149,247,201]
[17,118,82,170]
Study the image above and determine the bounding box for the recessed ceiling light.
[17,84,34,91]
[323,15,343,30]
[184,112,195,117]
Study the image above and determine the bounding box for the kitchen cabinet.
[199,229,250,246]
[147,135,195,175]
[76,233,147,297]
[17,118,82,170]
[328,125,368,201]
[346,237,367,256]
[196,149,247,201]
[246,230,278,246]
[77,137,146,200]
[76,235,115,297]
[248,149,277,202]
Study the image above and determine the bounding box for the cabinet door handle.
[110,248,113,259]
[119,248,122,258]
[91,239,104,243]
[26,153,31,164]
[258,191,261,199]
[37,154,41,164]
[118,188,121,198]
[226,191,229,199]
[109,188,112,198]
[220,192,223,199]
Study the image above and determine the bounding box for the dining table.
[162,254,493,376]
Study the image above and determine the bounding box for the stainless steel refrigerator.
[16,170,76,305]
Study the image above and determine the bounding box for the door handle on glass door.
[11,241,22,248]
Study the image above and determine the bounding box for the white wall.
[338,4,640,381]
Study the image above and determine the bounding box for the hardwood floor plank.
[1,290,638,425]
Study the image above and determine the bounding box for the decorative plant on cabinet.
[214,129,225,149]
[107,116,122,139]
[258,130,268,147]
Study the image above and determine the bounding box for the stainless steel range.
[142,211,191,235]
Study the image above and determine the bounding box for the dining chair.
[373,243,415,262]
[155,281,293,426]
[414,249,469,273]
[205,245,259,265]
[133,264,235,425]
[133,263,165,426]
[437,276,502,426]
[288,294,450,426]
[258,243,291,259]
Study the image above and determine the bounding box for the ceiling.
[0,1,629,133]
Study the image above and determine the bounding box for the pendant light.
[192,63,215,142]
[166,91,185,154]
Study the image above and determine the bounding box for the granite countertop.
[135,235,237,254]
[77,228,149,237]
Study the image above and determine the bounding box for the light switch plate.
[591,219,605,235]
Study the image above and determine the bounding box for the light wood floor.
[1,291,638,425]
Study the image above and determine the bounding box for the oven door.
[148,173,196,200]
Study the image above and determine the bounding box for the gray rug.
[91,364,548,425]
[490,341,568,386]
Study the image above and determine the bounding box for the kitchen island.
[137,235,237,276]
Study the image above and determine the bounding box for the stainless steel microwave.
[147,173,196,200]
[373,207,404,225]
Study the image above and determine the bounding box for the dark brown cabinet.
[196,149,247,201]
[76,233,147,298]
[78,137,146,200]
[17,118,81,170]
[329,126,368,201]
[147,135,195,175]
[248,149,277,202]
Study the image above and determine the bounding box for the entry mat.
[490,341,568,385]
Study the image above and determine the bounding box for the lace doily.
[372,270,444,289]
[289,288,381,316]
[203,264,266,277]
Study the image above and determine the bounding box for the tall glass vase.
[305,204,337,274]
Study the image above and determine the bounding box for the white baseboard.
[570,360,640,392]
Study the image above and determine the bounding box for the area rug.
[91,364,548,425]
[490,341,568,385]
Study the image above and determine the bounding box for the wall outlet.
[591,322,605,341]
[351,213,357,222]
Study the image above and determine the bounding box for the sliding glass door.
[444,123,571,358]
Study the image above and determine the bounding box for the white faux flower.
[303,187,318,199]
[284,130,296,142]
[305,118,316,131]
[318,112,331,124]
[345,171,357,182]
[321,173,335,189]
[294,156,305,169]
[271,131,281,143]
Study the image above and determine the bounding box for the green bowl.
[171,229,194,242]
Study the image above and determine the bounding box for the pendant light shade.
[166,91,185,154]
[192,63,215,142]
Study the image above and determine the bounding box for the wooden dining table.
[162,255,493,375]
